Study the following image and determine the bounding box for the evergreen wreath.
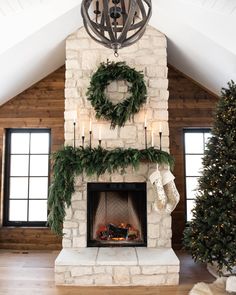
[87,60,147,128]
[48,146,174,235]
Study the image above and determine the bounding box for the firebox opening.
[87,182,147,247]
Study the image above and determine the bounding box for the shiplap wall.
[0,66,65,250]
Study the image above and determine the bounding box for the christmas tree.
[183,81,236,274]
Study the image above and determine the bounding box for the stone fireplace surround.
[55,25,180,286]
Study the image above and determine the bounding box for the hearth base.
[55,247,179,286]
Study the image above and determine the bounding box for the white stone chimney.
[55,25,180,287]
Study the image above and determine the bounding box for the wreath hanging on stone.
[86,60,147,128]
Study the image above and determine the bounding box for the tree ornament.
[87,60,147,128]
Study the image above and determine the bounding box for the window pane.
[185,155,203,176]
[30,155,49,176]
[10,155,29,176]
[185,133,204,154]
[186,177,199,199]
[187,200,195,222]
[184,130,211,223]
[10,177,28,199]
[11,133,29,154]
[29,177,48,199]
[5,130,50,225]
[9,200,27,221]
[28,200,47,221]
[30,133,50,154]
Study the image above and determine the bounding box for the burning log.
[96,223,140,241]
[108,224,128,239]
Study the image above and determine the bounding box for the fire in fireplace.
[87,183,147,247]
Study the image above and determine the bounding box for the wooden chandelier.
[81,0,152,56]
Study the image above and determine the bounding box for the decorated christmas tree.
[183,81,236,273]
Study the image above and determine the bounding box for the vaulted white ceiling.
[0,0,236,105]
[152,0,236,95]
[0,0,82,105]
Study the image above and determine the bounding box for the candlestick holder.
[159,131,162,151]
[89,131,92,148]
[99,139,102,147]
[73,121,76,149]
[82,136,85,148]
[144,126,147,149]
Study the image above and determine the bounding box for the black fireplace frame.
[87,182,147,247]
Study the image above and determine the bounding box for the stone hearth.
[55,24,180,286]
[55,248,179,286]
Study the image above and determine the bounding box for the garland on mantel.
[48,146,174,235]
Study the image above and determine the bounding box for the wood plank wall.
[0,67,65,250]
[0,64,218,250]
[168,65,218,249]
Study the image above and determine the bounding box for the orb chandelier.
[81,0,152,56]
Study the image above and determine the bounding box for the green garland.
[86,61,147,128]
[48,146,174,235]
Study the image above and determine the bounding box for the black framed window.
[184,129,211,222]
[4,129,51,226]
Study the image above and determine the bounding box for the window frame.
[183,128,211,223]
[3,128,51,227]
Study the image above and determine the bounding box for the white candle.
[73,117,76,124]
[159,122,162,133]
[144,113,147,128]
[82,123,85,137]
[89,118,92,132]
[99,125,102,140]
[151,130,154,147]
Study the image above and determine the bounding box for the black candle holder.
[73,121,76,149]
[82,136,85,148]
[99,139,102,147]
[89,131,92,148]
[144,126,147,149]
[159,131,162,151]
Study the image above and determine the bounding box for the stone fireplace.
[55,25,180,286]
